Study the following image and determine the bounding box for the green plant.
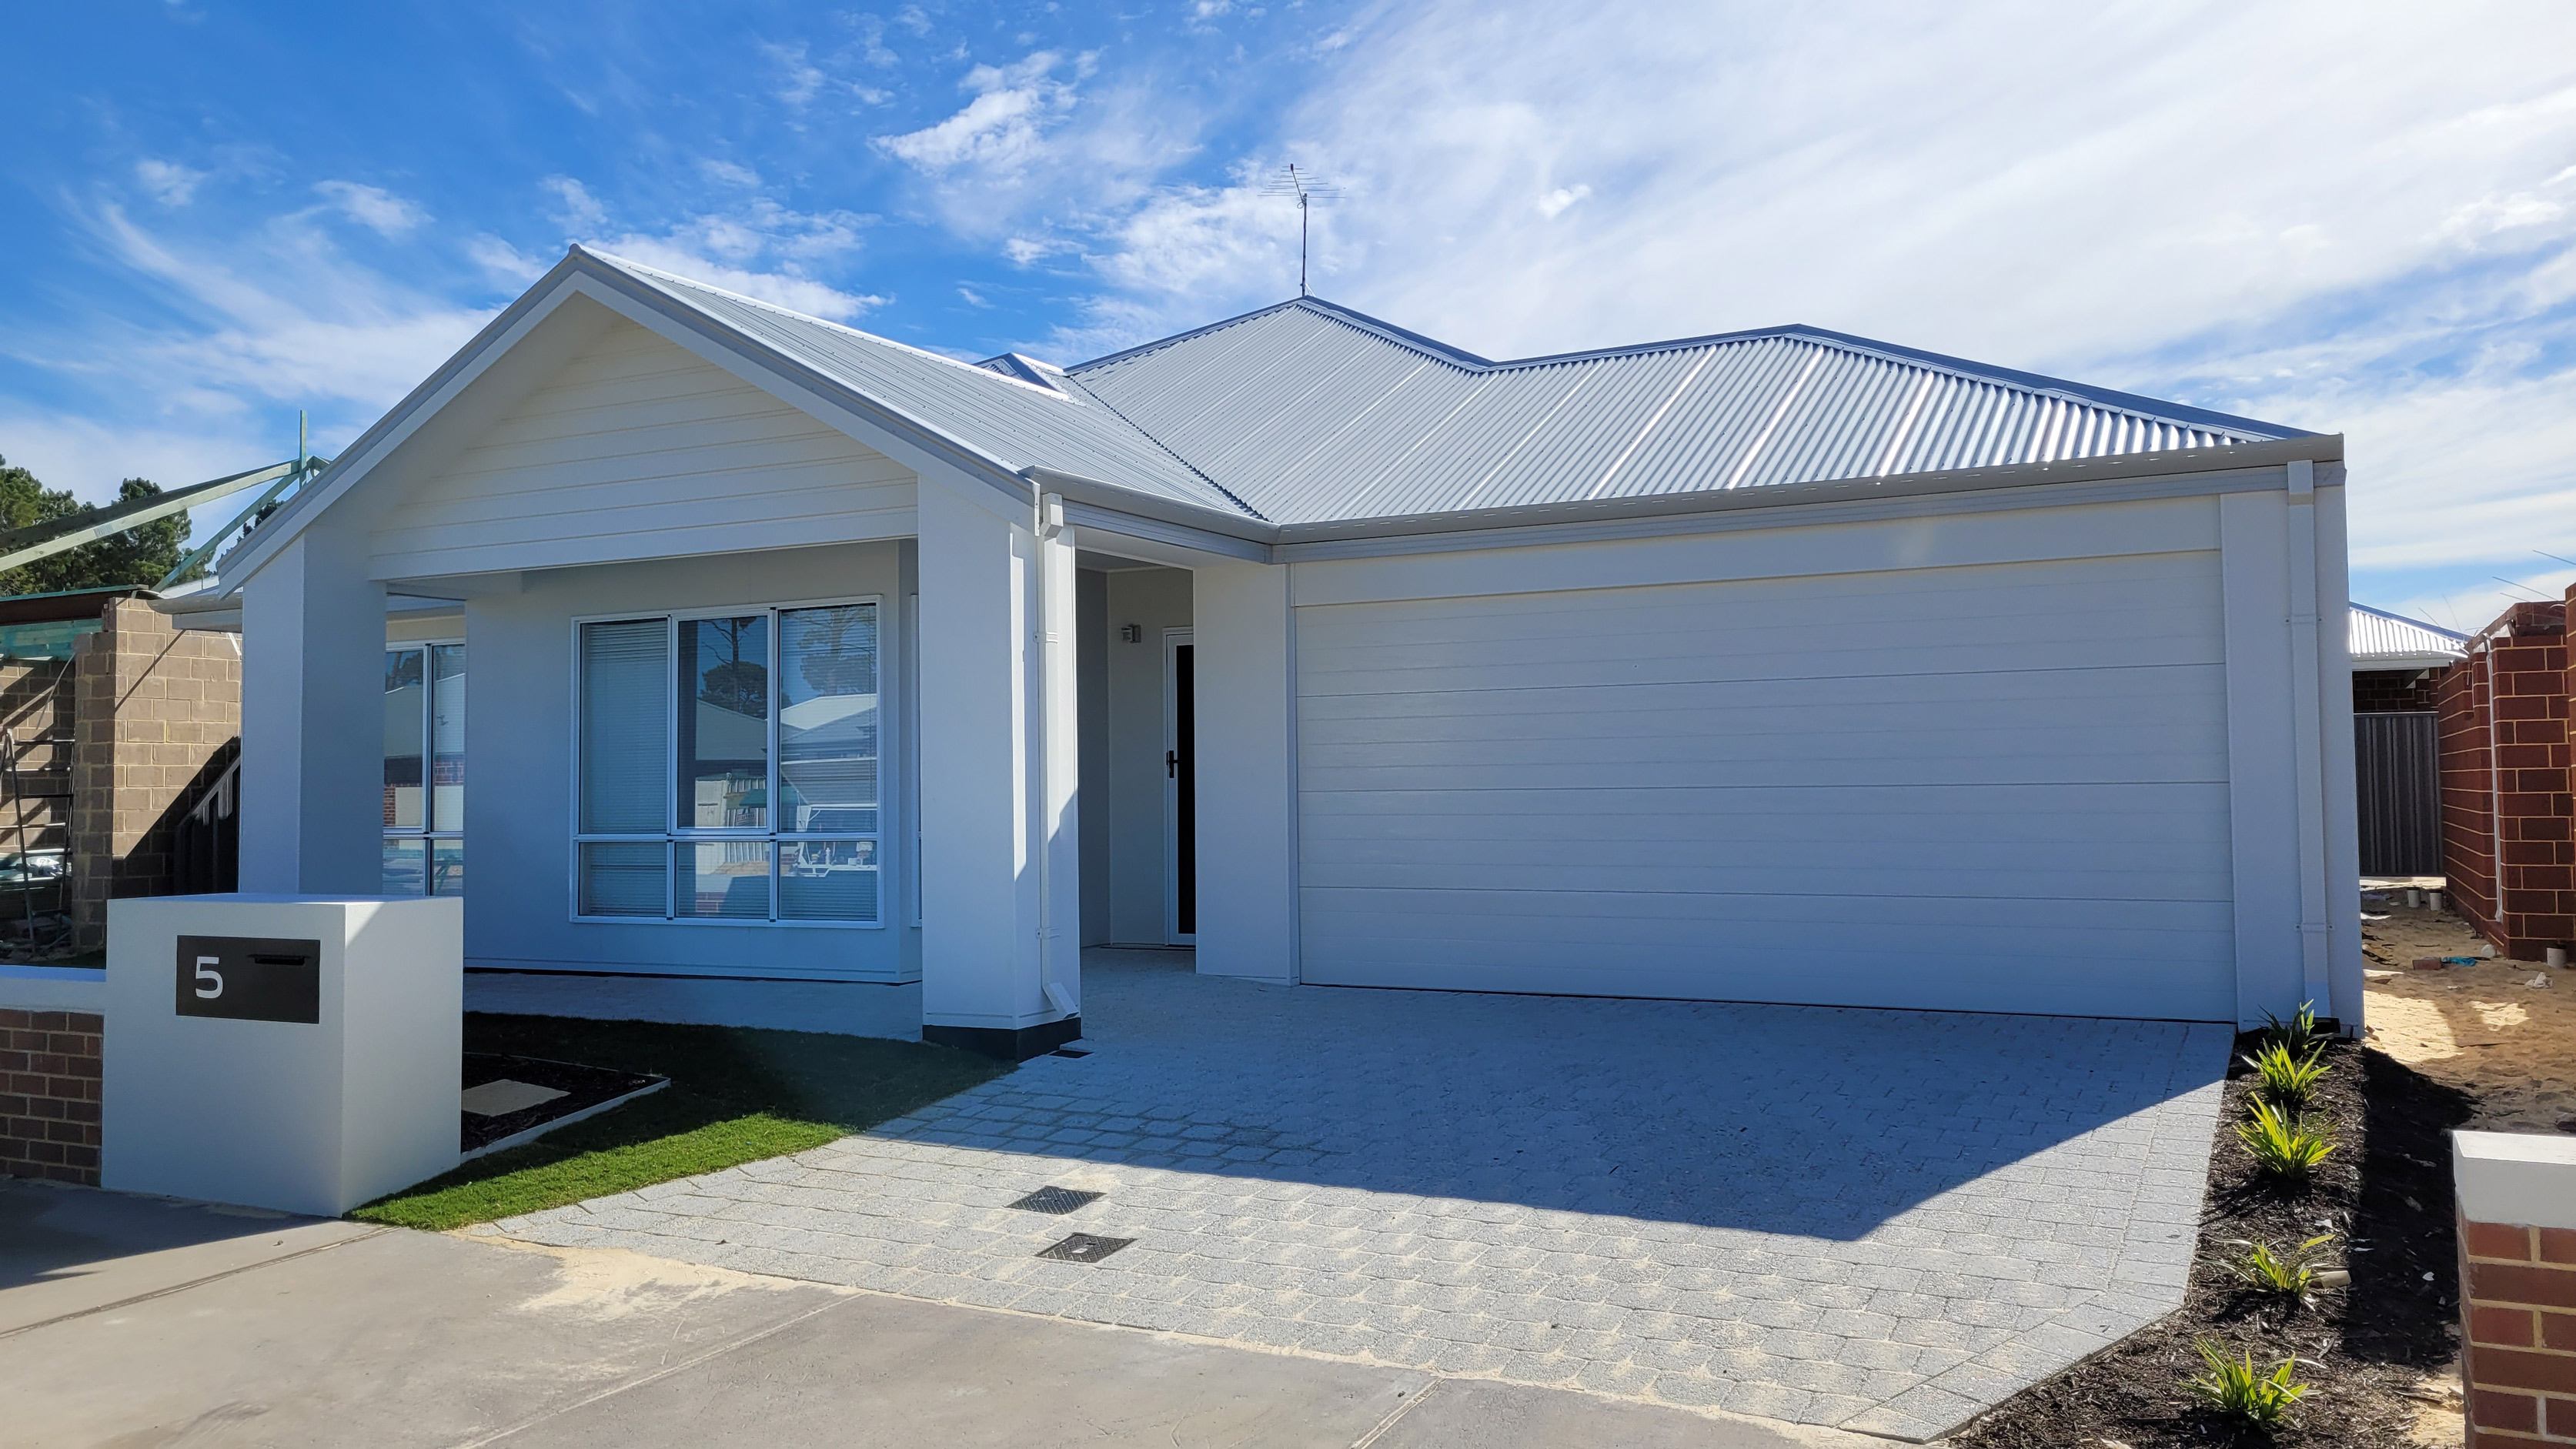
[2224,1234,2337,1305]
[2240,1039,2330,1109]
[2187,1337,2310,1427]
[2236,1098,2336,1181]
[2259,1000,2325,1054]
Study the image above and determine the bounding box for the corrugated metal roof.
[2350,603,2467,665]
[590,255,2312,532]
[589,252,1257,519]
[1064,298,2309,527]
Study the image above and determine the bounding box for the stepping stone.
[461,1079,570,1117]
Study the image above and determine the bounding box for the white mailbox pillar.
[103,894,463,1217]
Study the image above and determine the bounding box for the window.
[384,643,465,895]
[575,600,880,926]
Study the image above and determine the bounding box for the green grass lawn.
[352,1013,1012,1232]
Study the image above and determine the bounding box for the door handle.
[1167,750,1178,779]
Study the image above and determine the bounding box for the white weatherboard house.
[175,248,2361,1057]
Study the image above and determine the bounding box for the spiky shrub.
[2240,1040,2330,1109]
[2260,1000,2325,1054]
[2187,1338,2310,1427]
[2237,1099,2336,1182]
[2224,1234,2337,1305]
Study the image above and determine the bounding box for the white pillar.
[2220,463,2360,1030]
[238,530,386,895]
[915,478,1079,1057]
[1192,560,1298,981]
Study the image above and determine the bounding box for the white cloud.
[585,195,885,321]
[543,175,608,234]
[957,285,991,308]
[877,52,1077,172]
[313,180,429,237]
[0,202,501,502]
[699,159,763,189]
[987,0,2576,593]
[135,159,207,206]
[467,234,548,284]
[1536,184,1589,219]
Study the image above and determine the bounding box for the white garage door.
[1295,551,2237,1019]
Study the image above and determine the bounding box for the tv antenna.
[1260,163,1341,296]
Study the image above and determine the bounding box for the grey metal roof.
[1061,297,2310,527]
[589,252,1254,519]
[2350,603,2467,666]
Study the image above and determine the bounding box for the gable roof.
[589,252,1255,520]
[2349,603,2467,666]
[1061,297,2311,527]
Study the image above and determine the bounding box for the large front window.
[383,643,464,895]
[574,600,880,925]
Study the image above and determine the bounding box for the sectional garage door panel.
[1293,550,2237,1020]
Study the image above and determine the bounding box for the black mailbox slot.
[176,935,323,1023]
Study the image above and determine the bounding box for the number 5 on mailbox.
[174,936,320,1023]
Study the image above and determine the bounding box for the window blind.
[580,619,669,834]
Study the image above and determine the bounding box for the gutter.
[1041,434,2344,564]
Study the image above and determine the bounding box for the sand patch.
[471,1237,832,1320]
[2362,900,2574,1134]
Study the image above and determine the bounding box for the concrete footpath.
[0,1179,1879,1448]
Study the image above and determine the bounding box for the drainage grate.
[1007,1186,1103,1216]
[1036,1232,1134,1264]
[1051,1047,1091,1058]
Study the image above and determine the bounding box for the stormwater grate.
[1007,1186,1103,1216]
[1051,1047,1091,1058]
[1036,1233,1134,1264]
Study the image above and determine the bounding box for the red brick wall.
[2440,594,2574,961]
[0,1007,101,1185]
[2462,1214,2576,1444]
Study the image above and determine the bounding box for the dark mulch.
[1950,1037,2473,1448]
[458,1052,663,1153]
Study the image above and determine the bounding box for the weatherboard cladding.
[597,255,2302,532]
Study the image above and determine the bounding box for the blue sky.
[5,1,2574,629]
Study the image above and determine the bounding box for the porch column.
[237,529,386,895]
[915,477,1081,1058]
[1193,560,1298,982]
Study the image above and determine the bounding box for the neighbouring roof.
[590,253,2310,529]
[2350,603,2467,667]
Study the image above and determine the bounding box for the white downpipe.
[2284,461,2332,1007]
[1033,489,1074,1020]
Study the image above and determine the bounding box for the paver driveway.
[479,950,2231,1441]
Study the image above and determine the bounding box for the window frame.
[383,637,465,897]
[569,593,889,929]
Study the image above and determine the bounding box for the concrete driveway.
[0,1177,1856,1447]
[485,950,2232,1441]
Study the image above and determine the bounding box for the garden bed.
[1950,1037,2474,1448]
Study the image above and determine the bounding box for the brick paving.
[476,950,2230,1441]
